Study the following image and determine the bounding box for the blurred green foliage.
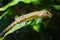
[0,0,60,40]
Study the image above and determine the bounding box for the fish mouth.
[41,10,52,18]
[47,12,52,18]
[43,10,53,18]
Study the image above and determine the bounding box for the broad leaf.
[2,21,32,39]
[52,5,60,10]
[31,18,43,32]
[0,0,39,11]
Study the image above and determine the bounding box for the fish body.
[0,10,52,37]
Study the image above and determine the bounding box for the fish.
[0,10,52,37]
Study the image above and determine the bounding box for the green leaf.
[0,9,12,19]
[21,0,32,3]
[0,0,39,11]
[0,0,20,11]
[0,38,3,40]
[21,0,39,4]
[31,18,43,32]
[32,0,39,5]
[2,22,26,39]
[52,5,60,10]
[2,21,32,39]
[32,24,40,32]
